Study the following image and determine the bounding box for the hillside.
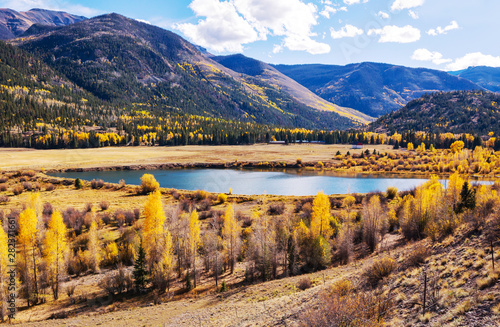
[11,13,364,130]
[212,54,373,124]
[369,90,500,135]
[450,66,500,93]
[0,8,85,39]
[274,62,481,117]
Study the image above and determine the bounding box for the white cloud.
[177,0,330,55]
[0,0,100,16]
[175,0,262,53]
[427,20,459,36]
[408,10,419,19]
[446,52,500,71]
[367,25,421,43]
[378,11,390,19]
[343,0,369,5]
[319,5,347,19]
[411,48,451,65]
[330,24,363,39]
[391,0,425,11]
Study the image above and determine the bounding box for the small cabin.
[352,142,364,149]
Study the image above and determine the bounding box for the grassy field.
[0,144,397,171]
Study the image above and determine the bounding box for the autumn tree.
[87,216,101,273]
[362,195,386,252]
[0,225,8,321]
[18,208,39,306]
[140,174,159,194]
[188,210,201,288]
[43,210,68,300]
[222,205,241,274]
[310,191,336,240]
[143,190,174,292]
[450,140,464,153]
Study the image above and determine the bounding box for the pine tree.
[43,210,68,300]
[133,238,148,292]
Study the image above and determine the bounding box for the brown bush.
[404,244,431,268]
[0,195,9,203]
[297,277,313,290]
[364,257,396,288]
[90,179,105,189]
[0,184,6,192]
[63,207,84,235]
[12,185,23,195]
[197,198,212,212]
[45,183,55,191]
[21,170,36,177]
[99,201,110,211]
[0,177,8,183]
[267,202,285,216]
[22,182,33,191]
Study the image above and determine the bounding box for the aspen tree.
[311,191,334,239]
[87,214,100,273]
[188,209,200,288]
[0,226,8,321]
[18,208,39,306]
[222,205,240,274]
[43,210,68,300]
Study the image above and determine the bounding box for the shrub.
[386,187,398,200]
[42,202,53,218]
[0,195,9,203]
[140,174,159,194]
[22,182,33,191]
[101,212,112,225]
[103,242,119,266]
[91,179,105,189]
[0,184,7,192]
[21,170,36,177]
[405,244,431,268]
[267,202,285,216]
[62,207,84,234]
[194,190,209,201]
[364,257,396,288]
[133,208,141,221]
[75,178,83,189]
[477,272,499,290]
[12,185,23,195]
[99,201,110,211]
[330,279,352,297]
[0,177,8,183]
[217,193,227,203]
[197,198,212,211]
[297,277,313,290]
[84,203,93,213]
[45,183,55,191]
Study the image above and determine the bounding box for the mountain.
[11,13,364,130]
[0,8,86,39]
[369,90,500,135]
[449,66,500,93]
[211,54,373,124]
[273,62,482,117]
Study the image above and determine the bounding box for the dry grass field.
[0,144,397,171]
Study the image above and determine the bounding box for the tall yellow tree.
[143,190,174,291]
[222,204,240,274]
[87,216,100,273]
[18,208,39,306]
[188,210,201,288]
[43,210,68,300]
[311,191,335,240]
[0,225,8,322]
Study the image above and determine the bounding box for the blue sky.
[3,0,500,71]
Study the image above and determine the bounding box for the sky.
[2,0,500,71]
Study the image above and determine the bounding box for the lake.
[47,168,490,196]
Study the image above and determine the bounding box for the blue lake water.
[47,168,494,196]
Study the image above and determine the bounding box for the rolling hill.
[449,66,500,93]
[369,90,500,135]
[0,8,85,39]
[274,62,482,117]
[10,13,367,130]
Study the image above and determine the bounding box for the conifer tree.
[133,238,148,292]
[43,210,68,300]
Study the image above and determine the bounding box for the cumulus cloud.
[446,52,500,71]
[343,0,369,5]
[367,25,421,43]
[176,0,330,54]
[330,24,363,39]
[319,5,347,19]
[427,20,459,36]
[411,48,451,65]
[408,10,419,19]
[391,0,425,11]
[378,11,390,19]
[0,0,100,16]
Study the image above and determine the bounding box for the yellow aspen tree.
[222,204,240,274]
[18,208,39,306]
[310,191,334,239]
[43,210,68,300]
[87,217,100,273]
[0,226,8,322]
[447,171,464,209]
[188,209,201,288]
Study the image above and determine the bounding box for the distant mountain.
[0,8,86,39]
[212,54,373,124]
[449,66,500,93]
[274,62,481,117]
[369,90,500,135]
[11,13,364,130]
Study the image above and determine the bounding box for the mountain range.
[1,8,500,134]
[0,8,86,39]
